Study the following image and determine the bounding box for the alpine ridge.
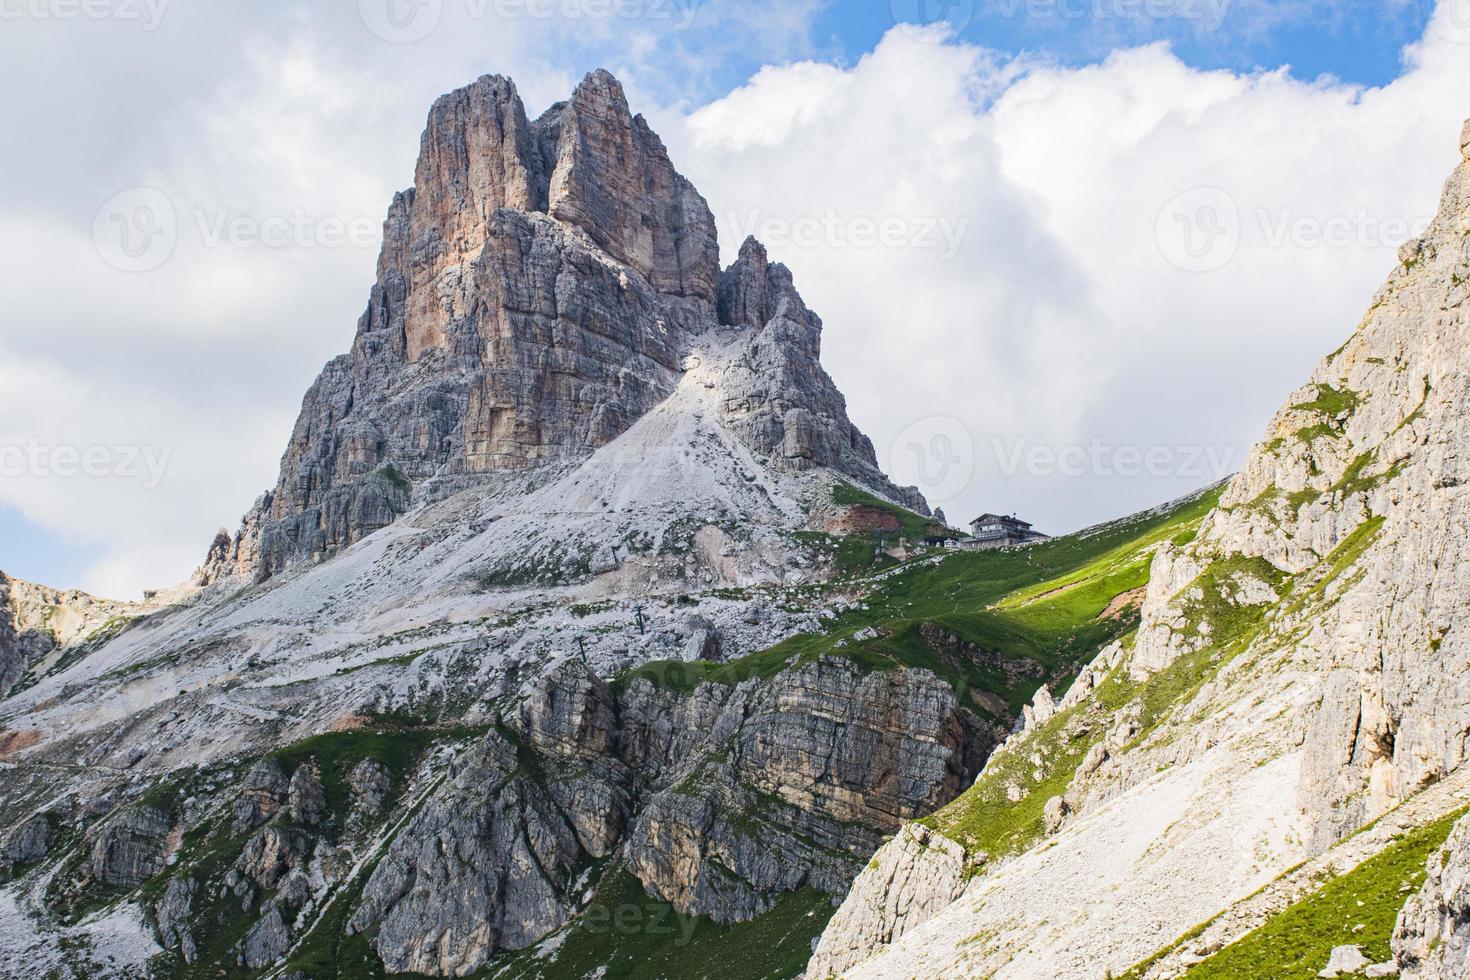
[809,118,1470,980]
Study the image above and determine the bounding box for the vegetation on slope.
[1176,808,1466,979]
[621,484,1223,718]
[483,865,833,980]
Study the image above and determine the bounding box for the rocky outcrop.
[541,70,719,303]
[712,237,924,504]
[0,812,54,871]
[347,731,586,975]
[349,758,392,818]
[0,572,135,696]
[231,758,289,833]
[154,876,198,964]
[85,804,170,889]
[1393,811,1470,980]
[808,824,970,979]
[286,762,326,827]
[241,903,292,970]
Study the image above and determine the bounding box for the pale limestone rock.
[1393,811,1470,980]
[807,824,969,979]
[1320,944,1370,977]
[286,763,326,827]
[1043,795,1068,834]
[86,805,170,889]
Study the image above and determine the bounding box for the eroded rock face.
[338,656,989,973]
[349,759,392,818]
[1393,811,1470,980]
[231,758,289,834]
[0,812,54,871]
[347,732,586,975]
[154,876,198,964]
[808,825,969,979]
[712,236,922,499]
[86,804,170,889]
[286,763,326,827]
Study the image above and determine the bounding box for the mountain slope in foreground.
[810,120,1470,980]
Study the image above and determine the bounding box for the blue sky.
[695,0,1433,97]
[2,0,1466,597]
[0,505,99,591]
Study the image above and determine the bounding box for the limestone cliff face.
[0,572,135,697]
[226,70,917,579]
[338,658,991,974]
[811,120,1470,979]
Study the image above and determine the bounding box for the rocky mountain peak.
[540,69,720,303]
[204,69,922,580]
[718,235,820,332]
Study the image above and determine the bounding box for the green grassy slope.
[1166,808,1465,979]
[622,484,1223,718]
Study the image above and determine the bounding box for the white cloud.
[2,2,1468,596]
[664,14,1470,532]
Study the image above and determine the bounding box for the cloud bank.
[1,3,1467,596]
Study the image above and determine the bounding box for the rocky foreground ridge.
[809,120,1470,979]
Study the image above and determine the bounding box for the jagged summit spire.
[220,69,923,579]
